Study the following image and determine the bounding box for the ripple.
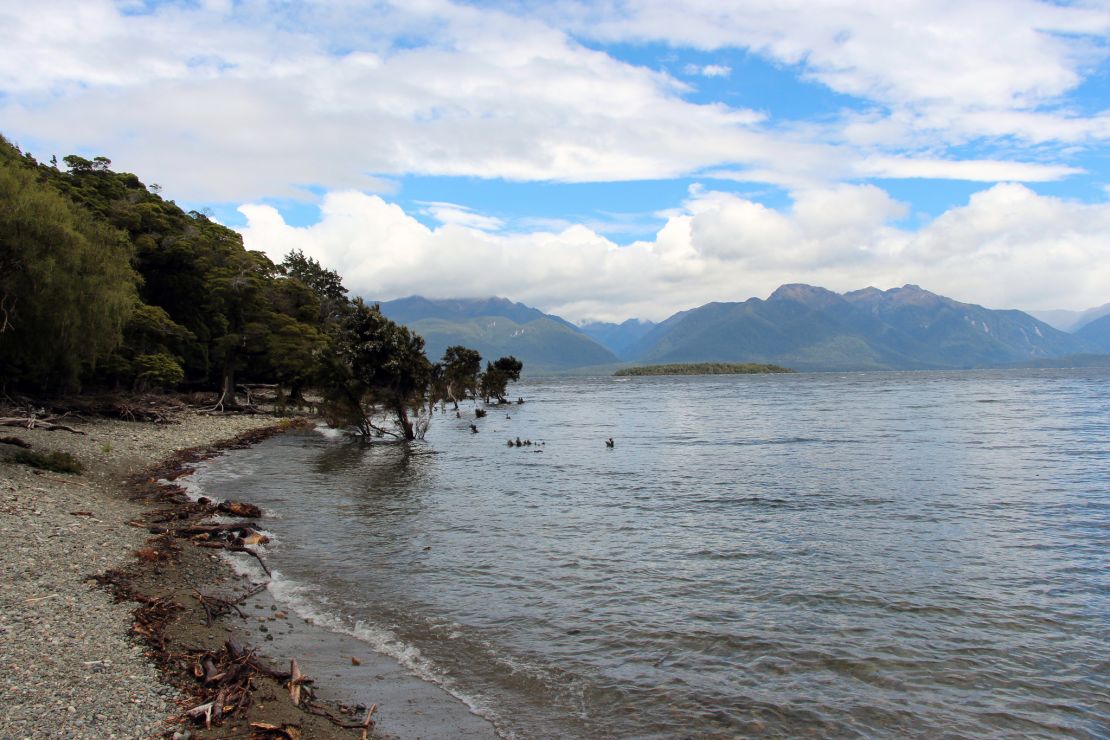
[191,368,1110,738]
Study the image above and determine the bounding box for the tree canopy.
[0,134,519,440]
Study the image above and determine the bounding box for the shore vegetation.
[0,134,520,439]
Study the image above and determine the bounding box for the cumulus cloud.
[1,0,1100,203]
[239,183,1110,322]
[552,0,1110,142]
[0,0,783,201]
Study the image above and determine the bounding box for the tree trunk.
[394,403,415,441]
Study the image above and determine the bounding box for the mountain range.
[373,286,1108,373]
[376,296,618,372]
[1030,303,1110,332]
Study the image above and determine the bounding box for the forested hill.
[0,136,330,396]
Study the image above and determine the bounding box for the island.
[614,362,794,376]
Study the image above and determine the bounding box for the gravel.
[0,412,280,739]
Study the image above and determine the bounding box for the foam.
[225,562,507,733]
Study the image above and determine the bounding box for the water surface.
[190,369,1110,737]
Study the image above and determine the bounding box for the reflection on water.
[195,369,1110,738]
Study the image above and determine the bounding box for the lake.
[185,369,1110,737]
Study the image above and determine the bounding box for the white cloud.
[853,156,1085,182]
[419,202,505,231]
[553,0,1110,132]
[239,183,1110,322]
[1,0,1098,204]
[0,0,786,201]
[683,63,731,77]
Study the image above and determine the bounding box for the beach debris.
[288,658,309,706]
[351,656,362,666]
[218,499,263,518]
[195,540,272,576]
[85,422,374,737]
[360,704,378,740]
[0,412,86,434]
[0,434,31,448]
[192,588,247,626]
[250,722,302,739]
[32,470,88,486]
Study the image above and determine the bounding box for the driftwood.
[180,637,295,728]
[192,588,246,626]
[217,499,263,517]
[0,415,85,434]
[288,658,308,706]
[361,704,378,740]
[195,540,272,576]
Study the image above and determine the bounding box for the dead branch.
[195,540,272,576]
[192,588,247,626]
[0,435,30,448]
[361,704,378,740]
[0,415,86,434]
[0,293,15,333]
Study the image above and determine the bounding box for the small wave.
[256,568,507,734]
[312,424,347,440]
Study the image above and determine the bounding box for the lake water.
[186,369,1110,738]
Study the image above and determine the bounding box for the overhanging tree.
[320,300,434,440]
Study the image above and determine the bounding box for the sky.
[2,0,1109,322]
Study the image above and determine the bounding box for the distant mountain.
[1030,303,1110,332]
[374,296,577,331]
[577,319,657,359]
[630,284,1092,371]
[1075,313,1110,352]
[375,296,618,372]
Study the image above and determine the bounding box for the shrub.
[13,449,84,474]
[134,352,185,390]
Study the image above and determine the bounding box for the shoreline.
[0,409,496,738]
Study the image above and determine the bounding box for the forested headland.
[0,135,519,439]
[614,363,793,376]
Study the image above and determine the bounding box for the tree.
[439,345,482,407]
[480,356,524,403]
[0,141,137,392]
[280,249,349,327]
[320,300,433,440]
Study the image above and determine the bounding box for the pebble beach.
[0,411,280,738]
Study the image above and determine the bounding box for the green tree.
[0,141,137,392]
[280,249,349,327]
[439,345,482,407]
[320,300,433,440]
[479,356,524,404]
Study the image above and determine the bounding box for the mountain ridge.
[630,284,1091,371]
[375,296,617,372]
[370,287,1105,373]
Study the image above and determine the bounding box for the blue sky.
[2,0,1109,321]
